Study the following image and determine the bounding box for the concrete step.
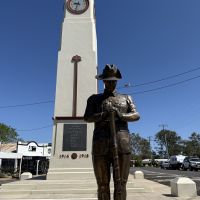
[0,187,146,199]
[1,181,95,190]
[0,175,149,199]
[0,180,146,199]
[0,186,145,194]
[0,193,98,199]
[0,193,149,200]
[0,195,159,200]
[1,180,137,190]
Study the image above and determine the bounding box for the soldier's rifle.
[109,111,122,200]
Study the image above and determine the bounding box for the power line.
[16,124,53,132]
[117,65,200,90]
[0,100,54,109]
[5,73,200,133]
[130,75,200,95]
[1,67,200,109]
[12,75,200,133]
[0,75,200,110]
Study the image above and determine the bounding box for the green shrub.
[135,158,143,167]
[0,172,9,178]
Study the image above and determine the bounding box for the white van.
[169,155,186,169]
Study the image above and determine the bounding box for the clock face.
[66,0,89,15]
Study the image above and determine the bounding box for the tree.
[130,133,151,159]
[0,123,19,143]
[183,132,200,157]
[155,129,182,158]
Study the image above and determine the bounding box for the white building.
[17,141,51,158]
[0,141,52,175]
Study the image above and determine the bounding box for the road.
[130,167,200,196]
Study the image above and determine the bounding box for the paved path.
[0,177,17,186]
[132,167,200,196]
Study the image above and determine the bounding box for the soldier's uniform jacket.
[84,89,138,156]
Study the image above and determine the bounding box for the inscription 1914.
[62,124,87,151]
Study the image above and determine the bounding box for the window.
[28,146,36,152]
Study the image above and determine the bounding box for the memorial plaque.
[62,124,87,151]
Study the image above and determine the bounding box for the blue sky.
[0,0,200,150]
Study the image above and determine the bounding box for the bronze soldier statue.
[84,64,140,200]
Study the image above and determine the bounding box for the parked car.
[160,160,170,169]
[182,157,200,171]
[169,155,186,169]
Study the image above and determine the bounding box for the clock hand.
[77,1,80,8]
[74,1,80,10]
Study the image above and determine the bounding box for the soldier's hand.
[108,107,123,119]
[101,111,109,120]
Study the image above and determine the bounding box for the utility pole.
[159,124,169,158]
[148,136,153,165]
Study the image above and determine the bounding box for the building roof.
[0,143,17,153]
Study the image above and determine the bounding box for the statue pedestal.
[47,119,94,180]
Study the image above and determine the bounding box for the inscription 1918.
[62,124,87,151]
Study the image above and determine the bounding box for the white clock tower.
[47,0,97,180]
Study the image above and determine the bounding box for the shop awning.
[0,152,23,159]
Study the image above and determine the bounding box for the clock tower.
[47,0,97,180]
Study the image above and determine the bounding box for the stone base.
[20,172,32,180]
[47,167,95,180]
[134,171,144,179]
[171,177,197,197]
